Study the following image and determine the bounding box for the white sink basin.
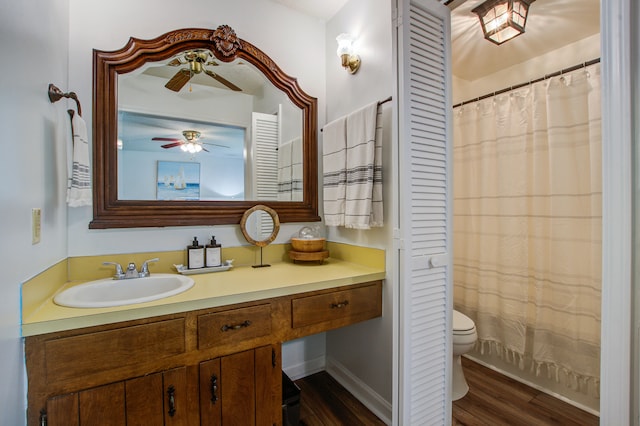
[54,274,195,308]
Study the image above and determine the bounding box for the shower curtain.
[453,63,601,396]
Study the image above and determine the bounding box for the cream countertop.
[22,246,385,336]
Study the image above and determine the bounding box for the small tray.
[174,264,232,275]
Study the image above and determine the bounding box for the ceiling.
[273,0,600,81]
[451,0,600,81]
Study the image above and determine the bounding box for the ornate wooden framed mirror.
[91,25,319,228]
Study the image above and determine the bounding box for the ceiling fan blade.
[167,58,182,67]
[165,69,191,92]
[161,142,183,149]
[203,69,242,91]
[202,142,230,148]
[152,137,182,142]
[201,146,210,153]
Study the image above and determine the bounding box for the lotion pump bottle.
[206,236,222,267]
[187,237,205,269]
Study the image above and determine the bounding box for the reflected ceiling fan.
[164,50,242,92]
[152,130,229,153]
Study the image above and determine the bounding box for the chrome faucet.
[124,262,139,279]
[103,258,159,279]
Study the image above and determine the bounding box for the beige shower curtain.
[453,63,601,396]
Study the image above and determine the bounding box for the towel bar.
[321,96,392,132]
[48,83,82,117]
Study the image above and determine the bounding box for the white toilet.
[452,310,477,401]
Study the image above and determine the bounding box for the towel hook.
[48,83,82,117]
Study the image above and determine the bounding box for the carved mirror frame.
[91,25,319,229]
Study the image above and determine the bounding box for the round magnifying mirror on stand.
[240,205,280,268]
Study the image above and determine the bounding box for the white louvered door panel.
[396,0,452,424]
[252,112,279,200]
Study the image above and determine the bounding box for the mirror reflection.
[240,205,280,247]
[117,53,303,201]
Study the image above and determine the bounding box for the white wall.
[0,0,70,423]
[324,0,394,419]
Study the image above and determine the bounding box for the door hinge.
[272,348,276,368]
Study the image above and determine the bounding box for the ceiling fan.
[164,50,242,92]
[152,130,229,153]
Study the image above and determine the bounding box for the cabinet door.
[255,344,282,426]
[163,366,190,426]
[126,372,164,425]
[200,358,222,426]
[79,382,126,425]
[199,344,281,426]
[46,393,79,426]
[221,349,256,425]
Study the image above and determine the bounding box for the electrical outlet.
[32,208,41,245]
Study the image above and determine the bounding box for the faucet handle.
[103,262,125,279]
[140,258,159,277]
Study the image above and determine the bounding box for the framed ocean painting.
[156,161,200,200]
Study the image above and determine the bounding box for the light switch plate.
[32,208,41,245]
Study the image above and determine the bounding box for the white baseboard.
[282,355,326,381]
[325,356,392,425]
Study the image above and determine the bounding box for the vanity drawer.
[198,304,272,349]
[44,319,185,382]
[291,282,382,329]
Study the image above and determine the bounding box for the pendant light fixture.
[472,0,535,45]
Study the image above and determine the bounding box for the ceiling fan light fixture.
[472,0,535,45]
[180,142,202,153]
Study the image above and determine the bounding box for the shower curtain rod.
[452,57,600,109]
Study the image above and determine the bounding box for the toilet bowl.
[452,310,477,401]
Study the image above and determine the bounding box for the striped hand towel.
[345,102,383,229]
[322,117,347,226]
[67,114,92,207]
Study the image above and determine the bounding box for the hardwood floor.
[295,359,599,426]
[453,357,600,426]
[295,371,386,426]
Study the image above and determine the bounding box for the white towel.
[322,117,347,226]
[291,137,303,201]
[344,102,383,229]
[371,106,384,227]
[277,140,292,201]
[66,114,92,207]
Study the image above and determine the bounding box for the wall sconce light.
[336,33,361,74]
[472,0,535,45]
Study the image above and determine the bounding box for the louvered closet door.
[251,112,279,200]
[395,0,452,425]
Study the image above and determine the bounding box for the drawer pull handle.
[221,320,252,332]
[210,374,218,403]
[167,385,176,417]
[331,300,349,309]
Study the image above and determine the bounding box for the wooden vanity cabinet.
[26,280,382,425]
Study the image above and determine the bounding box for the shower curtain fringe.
[474,339,600,398]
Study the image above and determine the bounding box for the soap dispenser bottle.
[187,237,205,269]
[206,236,222,267]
